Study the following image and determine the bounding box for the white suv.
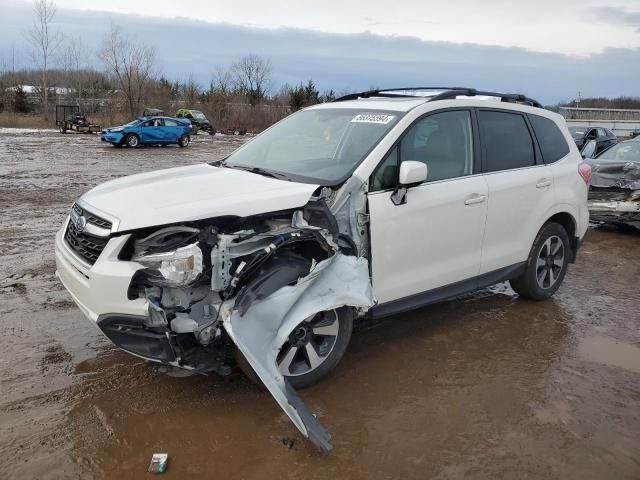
[55,87,590,451]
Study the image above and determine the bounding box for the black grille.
[72,203,112,229]
[64,204,112,264]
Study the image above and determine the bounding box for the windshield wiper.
[227,164,290,181]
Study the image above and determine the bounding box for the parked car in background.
[57,87,589,452]
[582,138,640,229]
[101,117,192,148]
[142,107,164,117]
[569,125,617,153]
[176,108,215,135]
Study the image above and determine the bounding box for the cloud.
[586,6,640,32]
[1,1,639,103]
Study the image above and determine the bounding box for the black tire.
[235,307,354,389]
[124,133,139,148]
[178,135,190,148]
[510,222,570,300]
[208,127,215,135]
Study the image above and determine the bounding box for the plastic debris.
[148,453,168,474]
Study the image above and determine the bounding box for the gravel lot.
[1,129,639,479]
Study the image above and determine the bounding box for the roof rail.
[333,87,543,108]
[333,87,471,102]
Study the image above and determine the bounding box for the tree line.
[0,0,338,129]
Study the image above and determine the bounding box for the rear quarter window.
[528,114,570,164]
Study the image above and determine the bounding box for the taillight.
[578,162,592,185]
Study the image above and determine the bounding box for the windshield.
[122,120,140,127]
[191,111,206,120]
[596,141,640,162]
[568,127,587,140]
[224,109,401,184]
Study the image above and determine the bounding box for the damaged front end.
[587,160,640,229]
[104,194,374,452]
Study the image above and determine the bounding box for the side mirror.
[391,161,428,205]
[581,140,597,159]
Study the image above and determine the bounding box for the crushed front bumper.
[101,132,124,144]
[588,199,640,228]
[54,224,147,321]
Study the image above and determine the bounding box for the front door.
[368,109,488,306]
[140,118,165,143]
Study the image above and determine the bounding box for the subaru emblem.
[75,215,87,233]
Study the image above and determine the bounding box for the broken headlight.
[133,243,203,287]
[131,227,204,287]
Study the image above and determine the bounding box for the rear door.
[368,109,489,306]
[477,109,555,274]
[162,118,182,142]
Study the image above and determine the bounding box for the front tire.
[124,133,139,148]
[178,135,190,148]
[236,307,354,389]
[510,222,570,300]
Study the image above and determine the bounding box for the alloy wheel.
[277,310,339,376]
[535,235,565,289]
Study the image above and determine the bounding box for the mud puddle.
[1,129,639,479]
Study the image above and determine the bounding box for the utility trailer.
[55,105,101,134]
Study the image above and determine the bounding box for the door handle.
[536,179,552,189]
[464,194,487,205]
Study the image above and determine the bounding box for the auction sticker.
[351,113,395,124]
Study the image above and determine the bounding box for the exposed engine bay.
[99,186,375,452]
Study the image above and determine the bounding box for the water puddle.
[579,335,640,374]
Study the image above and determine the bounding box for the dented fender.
[221,254,375,452]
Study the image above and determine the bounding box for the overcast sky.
[2,0,640,103]
[47,0,640,55]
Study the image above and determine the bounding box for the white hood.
[80,164,319,232]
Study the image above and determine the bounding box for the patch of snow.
[0,128,57,134]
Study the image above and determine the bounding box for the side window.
[164,119,178,127]
[528,114,570,164]
[371,146,399,191]
[143,120,153,127]
[399,110,474,182]
[597,128,607,138]
[478,110,535,172]
[586,129,597,140]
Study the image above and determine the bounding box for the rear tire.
[510,222,570,300]
[235,307,354,389]
[178,135,190,148]
[124,133,139,148]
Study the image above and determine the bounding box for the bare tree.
[213,66,234,96]
[98,24,157,117]
[60,38,88,103]
[24,0,63,117]
[231,54,272,106]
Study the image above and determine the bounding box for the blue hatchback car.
[101,117,193,148]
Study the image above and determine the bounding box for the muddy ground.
[1,129,639,479]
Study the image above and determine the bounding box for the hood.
[80,164,319,232]
[586,160,640,190]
